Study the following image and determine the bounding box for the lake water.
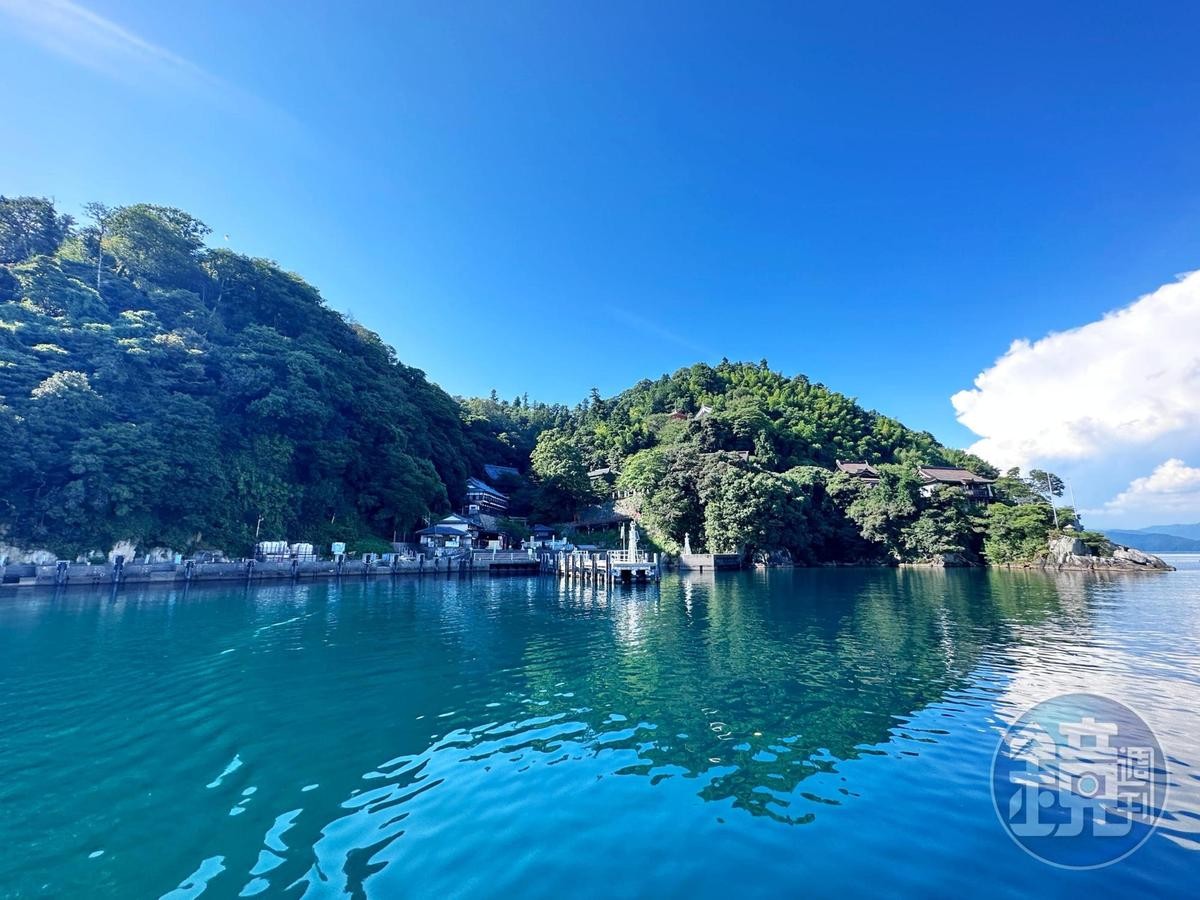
[2,563,1199,898]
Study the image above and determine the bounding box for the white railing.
[472,549,536,563]
[605,550,654,564]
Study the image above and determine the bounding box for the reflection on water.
[0,566,1198,897]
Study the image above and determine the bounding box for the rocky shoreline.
[756,534,1176,572]
[1031,534,1174,572]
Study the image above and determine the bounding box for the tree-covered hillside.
[526,361,1018,562]
[2,195,1069,566]
[564,361,965,470]
[0,197,485,556]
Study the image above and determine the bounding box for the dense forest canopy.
[1,195,1070,564]
[0,196,492,556]
[521,360,1018,561]
[561,361,970,471]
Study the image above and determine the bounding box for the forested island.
[0,197,1129,568]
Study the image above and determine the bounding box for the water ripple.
[0,565,1197,897]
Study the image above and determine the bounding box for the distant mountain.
[1132,523,1200,541]
[1106,530,1200,552]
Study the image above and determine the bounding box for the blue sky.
[3,1,1199,526]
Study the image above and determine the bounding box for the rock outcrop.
[0,540,182,566]
[752,548,794,568]
[0,543,57,565]
[1045,534,1174,572]
[1047,535,1089,565]
[903,552,974,568]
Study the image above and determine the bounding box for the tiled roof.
[836,461,880,477]
[465,477,508,500]
[417,524,473,536]
[918,466,995,485]
[483,464,520,481]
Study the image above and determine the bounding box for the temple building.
[464,477,509,516]
[916,466,996,503]
[835,460,996,503]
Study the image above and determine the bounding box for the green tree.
[630,446,705,552]
[901,488,977,559]
[1028,469,1065,499]
[81,201,113,293]
[982,503,1057,564]
[616,447,669,495]
[530,430,594,521]
[830,464,920,558]
[701,465,806,558]
[104,204,210,288]
[0,196,71,263]
[994,467,1041,503]
[829,465,980,562]
[0,197,485,557]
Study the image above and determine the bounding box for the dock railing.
[472,549,536,563]
[605,549,655,564]
[548,548,661,583]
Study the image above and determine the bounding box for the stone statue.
[683,532,692,555]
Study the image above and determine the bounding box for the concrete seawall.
[677,553,742,572]
[0,555,542,590]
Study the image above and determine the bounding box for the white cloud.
[0,0,293,128]
[0,0,220,89]
[1095,458,1200,518]
[609,306,711,355]
[951,270,1200,469]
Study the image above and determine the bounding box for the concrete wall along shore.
[1,548,747,590]
[0,551,547,589]
[677,553,742,572]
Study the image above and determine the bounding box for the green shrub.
[983,503,1055,564]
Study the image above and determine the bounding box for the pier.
[546,548,662,584]
[544,521,661,584]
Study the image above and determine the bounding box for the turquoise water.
[2,564,1199,898]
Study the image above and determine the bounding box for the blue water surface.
[1,563,1198,898]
